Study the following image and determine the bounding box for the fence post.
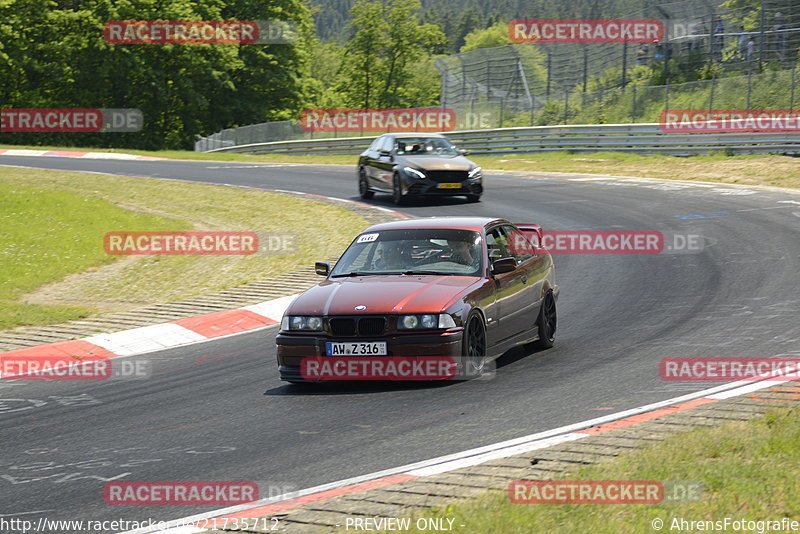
[563,90,569,124]
[631,84,637,121]
[582,46,589,95]
[546,52,552,99]
[757,0,766,66]
[621,42,628,91]
[746,64,753,110]
[709,11,715,60]
[440,68,447,124]
[708,73,716,114]
[485,55,491,107]
[664,79,670,113]
[459,56,467,109]
[791,63,797,110]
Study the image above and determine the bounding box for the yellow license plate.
[438,183,461,189]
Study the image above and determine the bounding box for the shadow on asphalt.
[264,380,456,396]
[495,343,554,370]
[346,195,476,209]
[264,343,554,396]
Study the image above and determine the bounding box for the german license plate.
[438,182,461,189]
[326,342,387,356]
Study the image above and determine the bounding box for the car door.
[363,136,384,186]
[374,135,395,189]
[500,224,548,337]
[486,225,530,342]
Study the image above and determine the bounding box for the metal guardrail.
[204,123,800,156]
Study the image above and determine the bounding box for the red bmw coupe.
[276,217,558,382]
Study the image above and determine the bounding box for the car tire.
[533,290,557,349]
[359,169,374,199]
[392,174,406,206]
[466,194,481,203]
[461,312,487,379]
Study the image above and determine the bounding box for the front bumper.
[277,330,464,382]
[403,177,483,197]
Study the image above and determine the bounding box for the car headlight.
[468,166,482,178]
[282,315,324,331]
[398,314,457,329]
[403,167,426,179]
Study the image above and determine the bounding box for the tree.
[303,41,348,107]
[452,8,482,52]
[0,0,315,149]
[337,0,445,109]
[460,20,512,52]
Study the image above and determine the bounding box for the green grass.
[0,167,368,330]
[0,185,184,330]
[377,405,800,533]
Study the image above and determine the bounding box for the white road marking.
[0,510,56,517]
[84,324,205,356]
[406,433,587,476]
[242,294,299,322]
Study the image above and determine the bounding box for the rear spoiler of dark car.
[514,223,543,244]
[509,223,544,254]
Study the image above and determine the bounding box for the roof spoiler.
[514,223,543,244]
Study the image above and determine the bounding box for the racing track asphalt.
[1,156,799,532]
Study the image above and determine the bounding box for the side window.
[486,227,510,262]
[369,136,384,152]
[335,241,377,272]
[500,225,535,263]
[379,136,394,153]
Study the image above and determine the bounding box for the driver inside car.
[448,239,477,267]
[373,241,407,270]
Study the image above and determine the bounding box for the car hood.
[399,155,474,171]
[287,275,482,316]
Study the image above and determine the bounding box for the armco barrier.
[201,123,800,156]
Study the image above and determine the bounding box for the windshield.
[330,229,483,277]
[395,137,459,156]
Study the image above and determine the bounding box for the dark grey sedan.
[357,133,483,205]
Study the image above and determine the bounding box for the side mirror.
[491,257,516,275]
[379,150,391,157]
[459,148,470,156]
[315,262,330,276]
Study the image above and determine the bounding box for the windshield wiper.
[402,270,447,276]
[330,272,371,277]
